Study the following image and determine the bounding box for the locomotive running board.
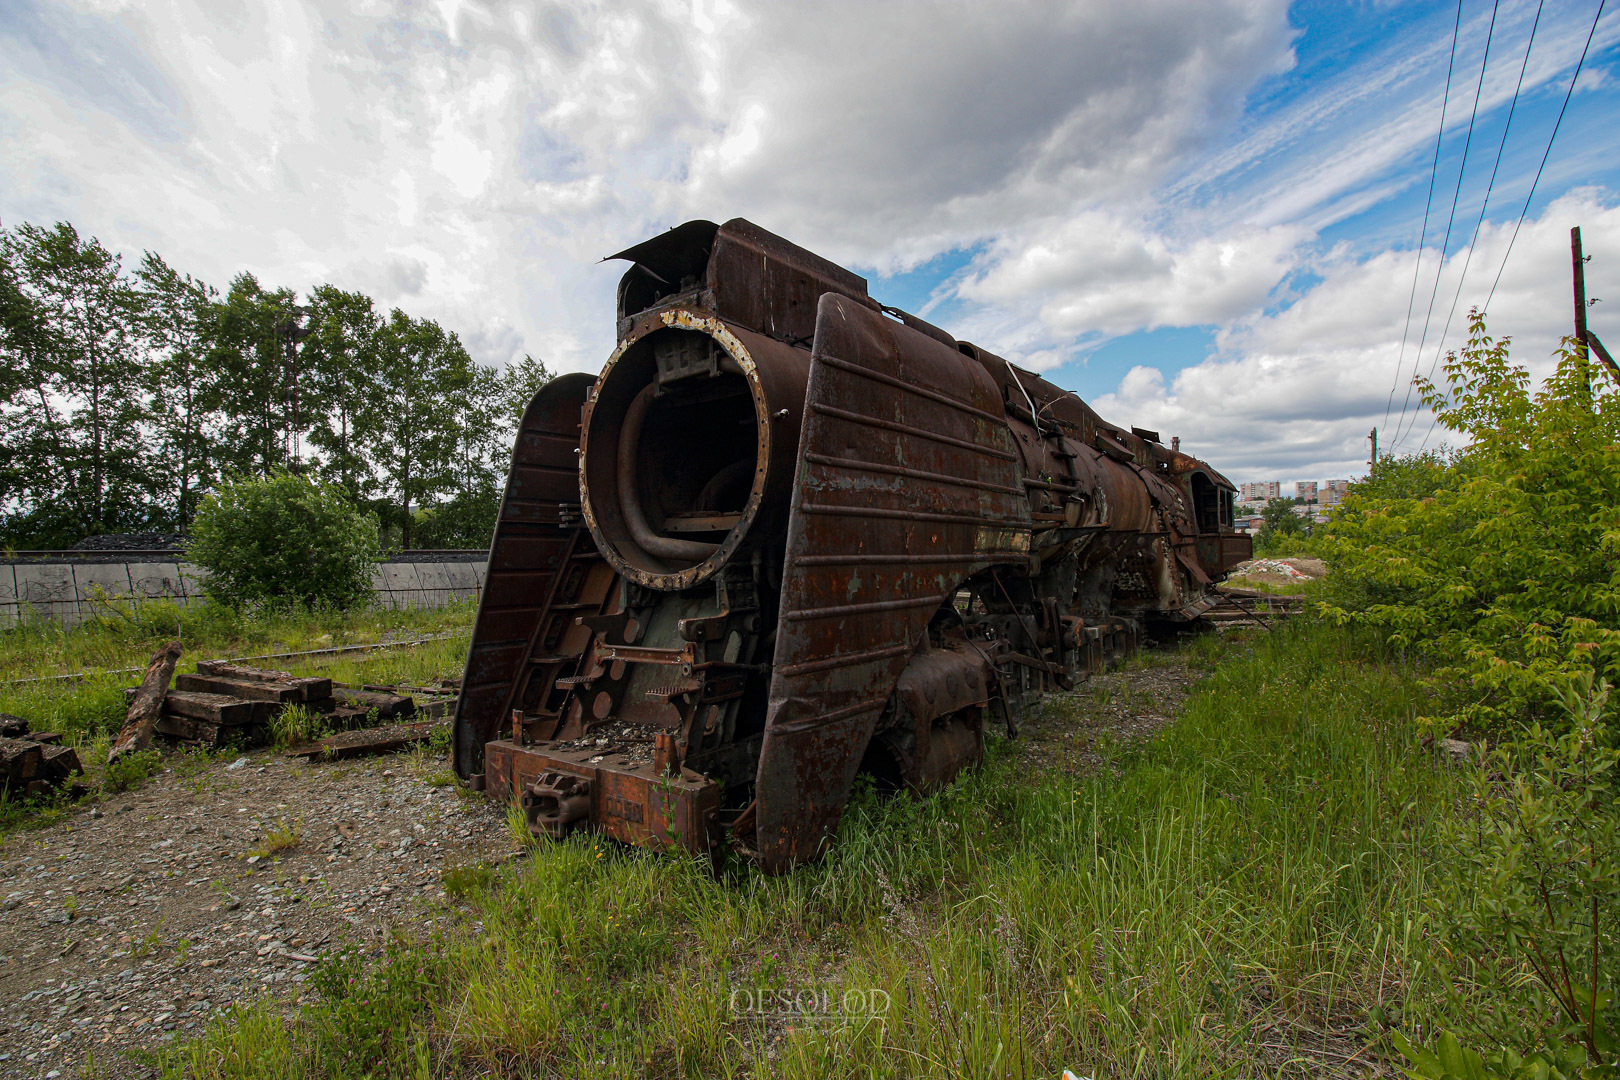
[754,294,1034,871]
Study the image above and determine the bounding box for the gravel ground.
[1012,649,1199,774]
[0,746,511,1080]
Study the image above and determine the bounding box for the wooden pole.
[1573,225,1620,384]
[1573,226,1589,347]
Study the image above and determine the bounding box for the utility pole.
[1367,427,1377,470]
[1572,226,1620,383]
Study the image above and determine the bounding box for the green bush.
[1314,313,1620,1071]
[1392,1030,1597,1080]
[188,471,381,611]
[409,486,498,550]
[1424,676,1619,1068]
[1319,313,1620,735]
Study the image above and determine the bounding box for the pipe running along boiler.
[452,218,1251,872]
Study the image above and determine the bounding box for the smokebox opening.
[583,327,765,586]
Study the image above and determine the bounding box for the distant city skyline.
[1238,477,1352,501]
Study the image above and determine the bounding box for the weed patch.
[270,704,327,749]
[440,862,495,900]
[104,748,163,793]
[250,819,301,859]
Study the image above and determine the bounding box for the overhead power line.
[1382,0,1465,442]
[1481,0,1608,314]
[1393,0,1502,451]
[1415,0,1546,453]
[1415,0,1608,453]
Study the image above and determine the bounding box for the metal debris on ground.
[1207,584,1306,627]
[285,720,446,761]
[109,640,183,763]
[332,686,416,718]
[117,656,447,753]
[1239,558,1310,579]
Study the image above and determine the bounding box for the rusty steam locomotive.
[452,218,1250,871]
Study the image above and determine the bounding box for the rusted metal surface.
[485,738,720,856]
[451,372,597,778]
[755,295,1031,869]
[109,641,182,764]
[456,218,1253,869]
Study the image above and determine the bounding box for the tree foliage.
[1320,312,1620,735]
[1254,495,1309,551]
[136,252,219,529]
[0,218,552,549]
[0,223,154,546]
[1399,678,1620,1077]
[1316,312,1620,1072]
[187,471,381,610]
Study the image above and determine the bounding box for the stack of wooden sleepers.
[148,660,418,750]
[0,712,85,797]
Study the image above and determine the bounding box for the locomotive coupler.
[521,771,593,839]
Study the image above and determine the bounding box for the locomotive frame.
[452,218,1250,871]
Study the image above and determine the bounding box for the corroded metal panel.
[462,216,1253,870]
[452,372,598,779]
[755,294,1032,870]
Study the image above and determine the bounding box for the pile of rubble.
[69,531,188,551]
[0,713,84,798]
[1240,558,1310,580]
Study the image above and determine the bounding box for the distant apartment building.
[1295,481,1318,502]
[1320,479,1351,507]
[1239,481,1281,501]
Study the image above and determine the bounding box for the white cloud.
[1,0,1296,375]
[2,0,1616,490]
[676,1,1296,268]
[1095,191,1620,481]
[959,214,1305,341]
[1160,3,1620,234]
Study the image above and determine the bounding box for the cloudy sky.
[4,0,1618,483]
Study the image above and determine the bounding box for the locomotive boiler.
[452,218,1250,871]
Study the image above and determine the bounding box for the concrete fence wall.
[0,554,489,627]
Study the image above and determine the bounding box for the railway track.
[1205,586,1307,627]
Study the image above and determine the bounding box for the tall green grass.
[161,620,1482,1079]
[0,599,475,836]
[0,599,474,742]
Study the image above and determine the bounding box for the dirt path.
[0,747,511,1080]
